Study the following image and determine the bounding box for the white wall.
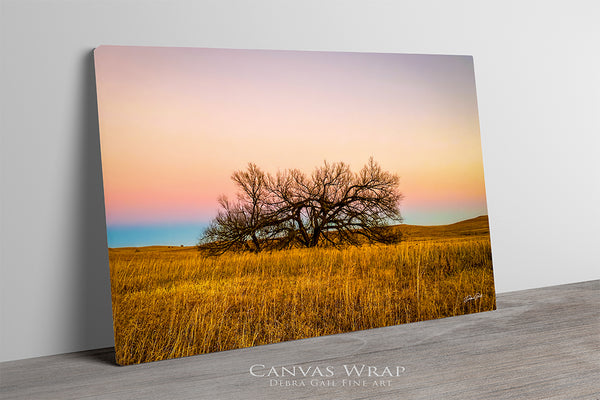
[1,0,598,363]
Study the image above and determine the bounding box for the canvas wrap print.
[94,45,496,366]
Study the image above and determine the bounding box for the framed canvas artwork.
[94,45,496,365]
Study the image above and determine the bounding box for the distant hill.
[110,216,490,251]
[394,215,490,242]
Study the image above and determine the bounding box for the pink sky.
[95,46,487,227]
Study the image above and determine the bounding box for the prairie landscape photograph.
[94,46,496,365]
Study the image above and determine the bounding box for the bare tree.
[199,163,269,254]
[199,158,403,255]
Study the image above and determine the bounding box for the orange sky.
[95,46,487,229]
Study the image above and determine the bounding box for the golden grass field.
[109,216,496,365]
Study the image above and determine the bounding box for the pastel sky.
[94,46,487,247]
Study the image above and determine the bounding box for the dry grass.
[109,217,495,365]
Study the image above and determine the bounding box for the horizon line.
[106,214,489,249]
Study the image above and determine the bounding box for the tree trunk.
[309,227,321,247]
[251,233,261,252]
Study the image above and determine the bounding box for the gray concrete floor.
[1,280,598,399]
